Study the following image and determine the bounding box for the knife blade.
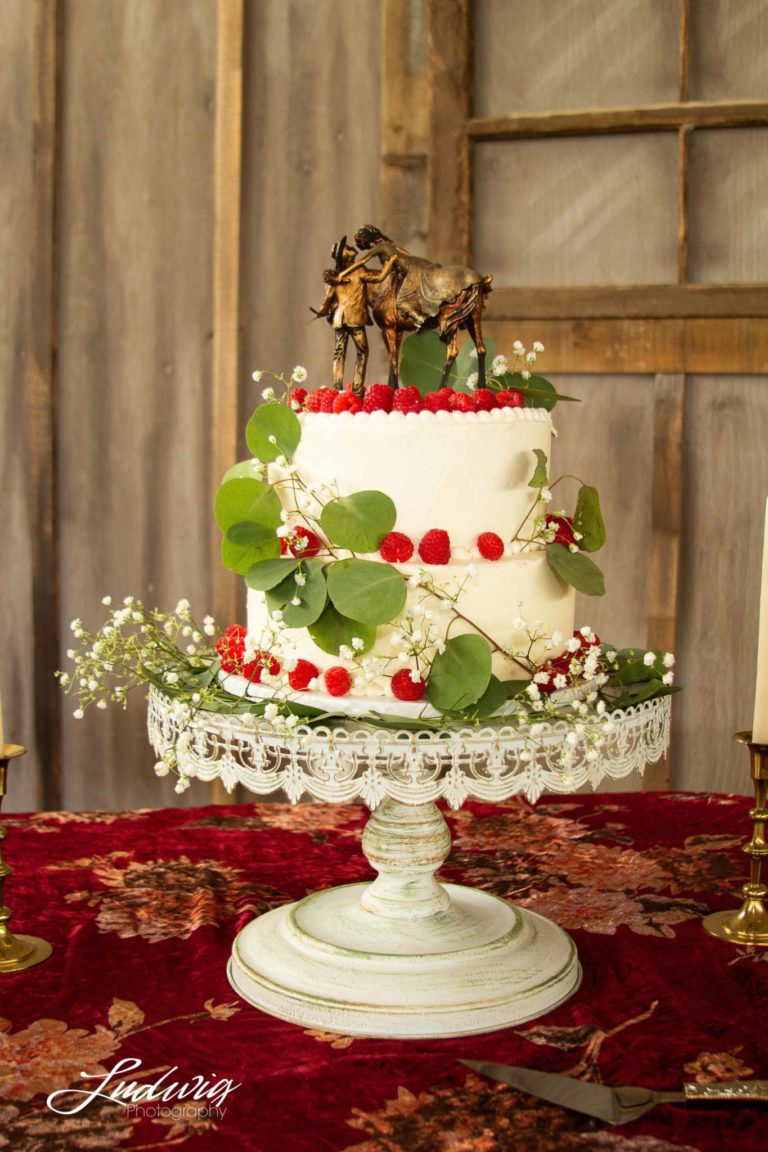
[459,1060,768,1125]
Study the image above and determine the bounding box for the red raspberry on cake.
[363,383,394,413]
[448,391,474,413]
[306,387,338,413]
[288,387,307,411]
[425,388,453,413]
[333,389,363,414]
[391,668,426,701]
[288,659,319,691]
[324,666,352,697]
[392,385,424,414]
[495,389,525,409]
[472,389,498,412]
[418,528,451,565]
[380,531,414,563]
[546,514,576,548]
[216,623,247,673]
[242,650,281,683]
[286,526,322,557]
[477,532,504,561]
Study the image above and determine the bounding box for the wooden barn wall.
[1,0,383,812]
[1,1,39,811]
[3,0,765,810]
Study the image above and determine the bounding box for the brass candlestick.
[0,745,53,971]
[703,732,768,947]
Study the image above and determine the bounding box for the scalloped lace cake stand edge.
[148,689,671,1039]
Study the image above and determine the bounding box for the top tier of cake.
[290,406,552,551]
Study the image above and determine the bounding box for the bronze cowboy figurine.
[316,226,492,392]
[311,236,397,396]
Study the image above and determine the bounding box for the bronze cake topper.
[312,226,492,394]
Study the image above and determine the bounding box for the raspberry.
[448,391,474,412]
[535,655,571,696]
[333,389,363,414]
[216,624,247,673]
[242,650,281,683]
[477,532,504,561]
[472,389,498,412]
[546,514,576,548]
[495,388,525,409]
[379,531,414,563]
[324,666,352,697]
[391,668,426,701]
[572,628,601,650]
[288,387,307,411]
[418,528,451,565]
[363,383,394,413]
[286,526,323,558]
[306,387,338,413]
[392,385,424,414]
[288,659,319,691]
[425,388,454,413]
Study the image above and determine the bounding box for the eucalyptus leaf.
[222,523,281,575]
[400,331,449,396]
[245,557,300,592]
[453,335,496,392]
[245,402,301,462]
[495,373,580,409]
[467,674,507,718]
[546,543,605,596]
[320,491,397,553]
[529,448,549,489]
[308,603,376,656]
[266,559,327,627]
[573,485,606,553]
[426,634,493,713]
[215,477,283,533]
[221,459,267,483]
[326,559,407,625]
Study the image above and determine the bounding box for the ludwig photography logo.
[46,1056,241,1122]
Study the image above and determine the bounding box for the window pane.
[688,128,768,284]
[474,0,679,117]
[690,0,768,101]
[474,135,678,286]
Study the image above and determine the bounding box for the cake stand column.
[228,796,581,1038]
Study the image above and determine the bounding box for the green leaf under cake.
[426,634,493,712]
[546,542,605,596]
[326,559,407,626]
[246,402,301,462]
[265,559,328,627]
[308,603,376,656]
[320,491,397,553]
[573,485,606,553]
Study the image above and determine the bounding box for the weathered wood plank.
[210,0,244,805]
[381,0,429,248]
[488,285,768,321]
[0,0,39,811]
[27,0,62,810]
[644,374,685,789]
[468,99,768,140]
[485,319,768,374]
[426,0,471,264]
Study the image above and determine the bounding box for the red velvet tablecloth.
[1,792,766,1152]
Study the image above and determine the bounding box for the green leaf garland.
[222,524,280,575]
[529,449,549,489]
[320,491,397,553]
[246,402,301,462]
[546,542,605,596]
[326,559,407,625]
[426,634,493,712]
[245,557,300,592]
[308,603,376,656]
[265,559,328,627]
[573,485,606,553]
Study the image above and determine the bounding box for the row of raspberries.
[290,383,525,415]
[381,529,506,565]
[216,625,425,700]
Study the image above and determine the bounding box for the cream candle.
[753,498,768,744]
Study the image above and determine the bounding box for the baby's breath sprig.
[57,597,221,791]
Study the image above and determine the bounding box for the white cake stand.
[148,688,671,1038]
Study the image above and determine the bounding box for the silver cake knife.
[459,1060,768,1125]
